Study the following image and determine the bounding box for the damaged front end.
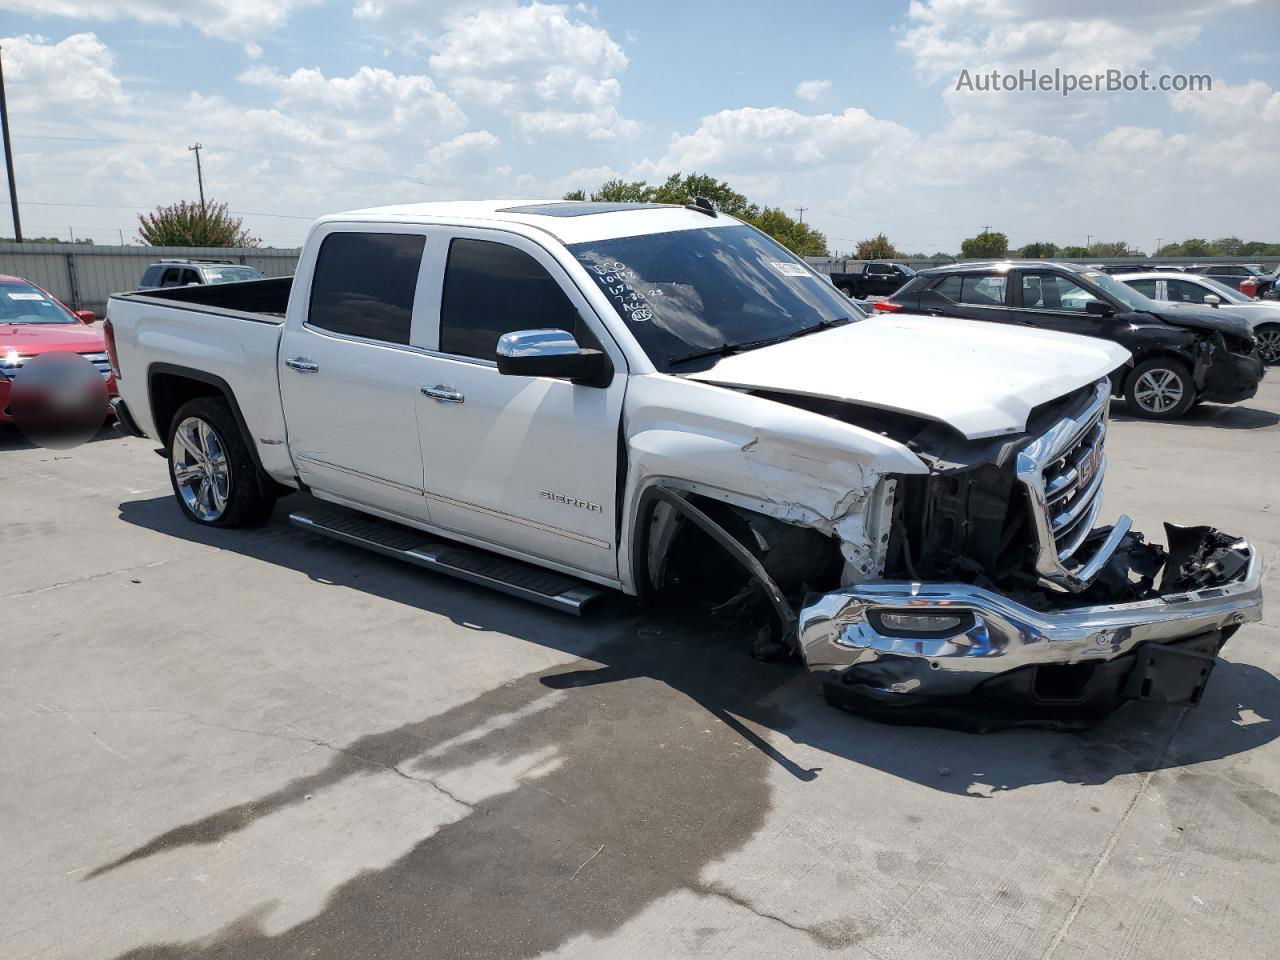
[796,379,1264,730]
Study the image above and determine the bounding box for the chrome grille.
[1015,379,1120,592]
[79,352,112,380]
[1041,412,1106,563]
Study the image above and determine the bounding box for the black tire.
[1123,357,1196,420]
[166,396,276,527]
[1255,323,1280,365]
[839,285,855,298]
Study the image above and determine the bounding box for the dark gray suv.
[138,260,265,290]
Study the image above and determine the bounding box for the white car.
[1116,271,1280,364]
[103,200,1262,727]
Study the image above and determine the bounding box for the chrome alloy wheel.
[172,416,231,522]
[1132,367,1185,415]
[1257,327,1280,364]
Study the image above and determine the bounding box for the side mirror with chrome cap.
[496,329,612,388]
[1203,294,1221,307]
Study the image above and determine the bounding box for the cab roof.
[918,260,1091,276]
[319,199,737,245]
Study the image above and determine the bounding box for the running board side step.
[289,509,603,616]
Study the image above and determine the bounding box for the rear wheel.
[1255,323,1280,364]
[167,397,275,527]
[839,285,855,298]
[1124,358,1195,420]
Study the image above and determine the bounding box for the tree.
[1088,241,1133,257]
[1014,241,1058,258]
[1059,245,1090,257]
[959,230,1008,258]
[563,171,828,256]
[137,200,259,247]
[855,232,898,259]
[1210,236,1243,257]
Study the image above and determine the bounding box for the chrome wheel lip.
[1257,328,1280,364]
[172,416,230,522]
[1133,368,1184,414]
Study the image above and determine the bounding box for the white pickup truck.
[106,200,1263,728]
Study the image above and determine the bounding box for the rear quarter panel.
[108,296,294,480]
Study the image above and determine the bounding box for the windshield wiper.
[666,316,852,367]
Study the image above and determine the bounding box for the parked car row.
[137,258,266,290]
[97,199,1262,729]
[876,260,1268,419]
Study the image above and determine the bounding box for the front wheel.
[1124,358,1196,420]
[1255,323,1280,364]
[167,397,276,527]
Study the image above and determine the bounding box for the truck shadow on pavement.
[103,493,1280,959]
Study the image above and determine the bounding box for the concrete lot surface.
[2,378,1278,960]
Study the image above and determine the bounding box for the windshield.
[569,224,864,372]
[204,266,264,284]
[1084,271,1155,311]
[1198,276,1251,303]
[0,281,77,325]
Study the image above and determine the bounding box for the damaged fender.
[619,373,929,594]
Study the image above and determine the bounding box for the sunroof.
[496,202,680,218]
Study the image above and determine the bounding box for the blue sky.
[2,0,1277,251]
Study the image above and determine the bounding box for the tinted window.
[440,238,583,360]
[181,269,201,285]
[932,276,963,301]
[1166,279,1210,304]
[961,275,1007,305]
[140,266,162,287]
[308,232,425,345]
[1125,278,1160,298]
[1021,273,1099,311]
[160,268,184,287]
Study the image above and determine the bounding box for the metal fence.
[0,243,302,315]
[805,255,1280,274]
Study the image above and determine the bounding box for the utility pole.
[1086,234,1093,251]
[795,207,808,223]
[0,46,22,243]
[188,143,206,210]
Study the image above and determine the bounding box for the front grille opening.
[1033,661,1100,702]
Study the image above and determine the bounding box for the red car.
[0,275,116,424]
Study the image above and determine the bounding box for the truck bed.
[117,276,292,322]
[107,276,296,482]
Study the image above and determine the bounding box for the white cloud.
[425,130,500,168]
[0,33,126,111]
[428,2,638,141]
[238,65,467,139]
[244,41,264,60]
[0,0,318,40]
[1171,78,1280,126]
[654,106,913,172]
[794,79,831,101]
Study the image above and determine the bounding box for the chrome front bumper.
[799,535,1263,713]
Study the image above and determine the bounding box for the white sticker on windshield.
[7,292,47,301]
[206,273,222,279]
[771,261,810,278]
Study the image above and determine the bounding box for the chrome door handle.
[422,385,464,403]
[285,357,320,373]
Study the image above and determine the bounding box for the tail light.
[872,300,902,313]
[103,317,121,379]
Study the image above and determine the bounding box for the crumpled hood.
[687,314,1130,440]
[0,322,104,355]
[1148,303,1253,338]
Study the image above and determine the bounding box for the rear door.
[410,229,628,580]
[915,271,1013,324]
[278,226,433,520]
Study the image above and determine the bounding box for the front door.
[412,231,627,580]
[278,228,433,520]
[1011,270,1112,338]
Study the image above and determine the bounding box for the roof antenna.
[686,196,717,217]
